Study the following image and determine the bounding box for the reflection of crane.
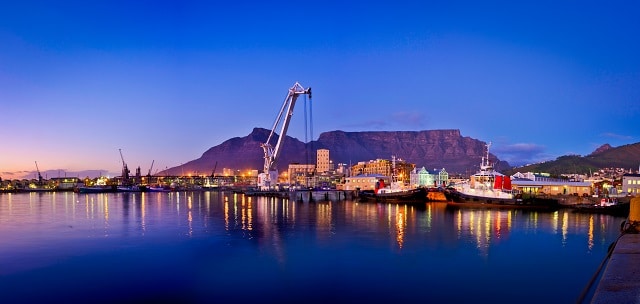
[258,82,311,190]
[34,161,43,185]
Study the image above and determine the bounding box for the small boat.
[571,198,630,216]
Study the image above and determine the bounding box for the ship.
[360,156,427,204]
[444,142,558,210]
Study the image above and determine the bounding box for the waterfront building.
[343,174,387,191]
[410,167,449,188]
[50,177,81,191]
[336,163,350,176]
[622,174,640,196]
[316,149,330,173]
[350,158,415,184]
[510,172,592,196]
[288,163,316,187]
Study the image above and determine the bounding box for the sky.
[1,1,639,179]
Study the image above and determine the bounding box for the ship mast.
[480,142,493,171]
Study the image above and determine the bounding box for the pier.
[587,196,640,303]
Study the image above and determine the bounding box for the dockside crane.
[119,149,130,182]
[34,161,43,185]
[211,161,218,177]
[258,82,312,190]
[147,160,155,177]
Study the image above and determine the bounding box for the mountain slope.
[505,142,640,175]
[162,128,506,175]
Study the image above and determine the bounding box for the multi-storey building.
[350,158,415,184]
[343,174,388,191]
[410,167,449,188]
[288,164,316,187]
[316,149,330,173]
[511,172,592,196]
[622,174,640,196]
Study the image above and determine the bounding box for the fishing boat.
[444,143,558,210]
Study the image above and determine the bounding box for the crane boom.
[118,149,130,181]
[35,161,43,185]
[258,82,311,189]
[119,149,126,167]
[148,160,155,176]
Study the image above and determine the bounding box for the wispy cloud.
[391,112,426,127]
[492,143,551,167]
[600,132,634,140]
[340,119,389,129]
[340,111,426,130]
[1,169,115,180]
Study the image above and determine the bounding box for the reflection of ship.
[444,143,558,210]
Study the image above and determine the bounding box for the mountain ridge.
[162,128,507,176]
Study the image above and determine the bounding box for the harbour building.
[622,173,640,196]
[511,172,592,196]
[287,164,316,187]
[350,158,415,184]
[316,149,330,173]
[409,167,449,188]
[341,157,415,191]
[342,174,387,191]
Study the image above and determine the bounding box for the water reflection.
[0,192,626,259]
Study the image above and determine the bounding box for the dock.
[588,196,640,304]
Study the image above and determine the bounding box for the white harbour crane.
[258,82,312,190]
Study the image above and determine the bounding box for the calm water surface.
[0,191,625,303]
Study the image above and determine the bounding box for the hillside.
[505,143,640,176]
[162,128,507,175]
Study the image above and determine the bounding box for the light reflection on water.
[0,191,626,303]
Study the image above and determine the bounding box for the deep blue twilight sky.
[1,1,639,178]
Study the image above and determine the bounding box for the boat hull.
[444,189,559,210]
[76,186,117,193]
[361,188,427,203]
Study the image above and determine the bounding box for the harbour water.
[0,191,626,303]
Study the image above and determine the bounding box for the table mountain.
[162,128,508,176]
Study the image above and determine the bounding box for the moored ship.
[360,156,427,204]
[444,143,558,210]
